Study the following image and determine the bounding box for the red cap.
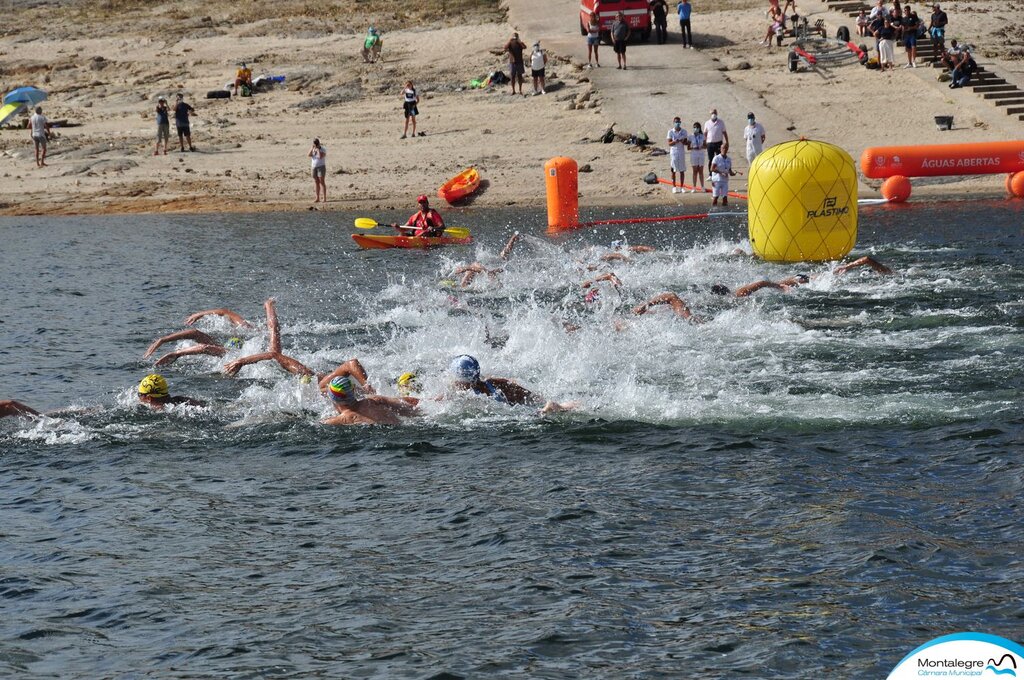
[417,195,429,203]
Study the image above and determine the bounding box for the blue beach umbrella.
[3,86,48,107]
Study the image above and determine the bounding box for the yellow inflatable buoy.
[748,139,858,262]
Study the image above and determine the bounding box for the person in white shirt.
[308,138,327,203]
[702,108,728,177]
[666,117,690,193]
[29,106,49,167]
[530,42,548,95]
[688,121,706,193]
[710,143,737,206]
[743,112,766,164]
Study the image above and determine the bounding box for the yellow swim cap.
[138,374,169,398]
[397,372,420,397]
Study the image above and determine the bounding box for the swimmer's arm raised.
[184,308,253,328]
[264,298,281,354]
[144,329,219,358]
[223,351,277,377]
[154,344,228,367]
[499,232,521,260]
[318,358,373,393]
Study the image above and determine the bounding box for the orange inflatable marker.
[545,157,579,231]
[860,141,1024,179]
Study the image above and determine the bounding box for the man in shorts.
[505,32,527,95]
[611,12,631,69]
[154,97,170,156]
[928,3,948,57]
[29,106,48,167]
[666,117,689,193]
[173,93,195,152]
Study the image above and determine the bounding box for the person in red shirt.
[393,195,445,237]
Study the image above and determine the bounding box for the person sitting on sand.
[234,62,253,96]
[322,375,420,426]
[393,195,445,237]
[448,354,575,414]
[137,374,205,409]
[361,27,383,63]
[144,306,254,367]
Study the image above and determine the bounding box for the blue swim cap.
[327,376,355,403]
[450,355,480,382]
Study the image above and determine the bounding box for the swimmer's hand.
[223,359,244,377]
[539,400,579,415]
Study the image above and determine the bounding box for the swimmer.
[599,243,656,263]
[396,371,421,404]
[712,256,894,297]
[137,374,205,409]
[0,400,41,419]
[451,232,523,287]
[145,305,255,366]
[633,292,697,321]
[448,355,575,414]
[321,375,419,426]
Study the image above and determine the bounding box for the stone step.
[983,91,1024,100]
[992,98,1024,107]
[1007,106,1024,116]
[970,78,1008,87]
[972,84,1020,93]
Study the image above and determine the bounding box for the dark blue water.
[1,201,1022,678]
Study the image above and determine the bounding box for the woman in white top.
[586,16,601,68]
[530,42,548,95]
[402,80,419,139]
[688,122,706,192]
[308,138,327,203]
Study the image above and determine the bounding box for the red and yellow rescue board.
[352,234,473,250]
[860,141,1024,179]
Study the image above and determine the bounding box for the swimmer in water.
[448,354,575,414]
[137,373,205,409]
[452,232,523,287]
[321,375,420,426]
[145,305,256,366]
[633,292,698,320]
[711,257,894,297]
[0,400,41,419]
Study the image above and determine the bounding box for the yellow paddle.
[353,217,469,238]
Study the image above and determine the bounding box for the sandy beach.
[1,0,1022,216]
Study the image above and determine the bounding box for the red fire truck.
[580,0,652,42]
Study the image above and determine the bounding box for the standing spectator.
[308,138,327,203]
[530,42,548,95]
[401,80,418,139]
[651,0,669,45]
[586,15,602,67]
[611,12,631,69]
[868,10,885,55]
[950,48,976,88]
[666,116,689,193]
[29,105,48,167]
[902,11,920,67]
[876,18,896,71]
[688,121,706,192]
[928,3,948,58]
[362,27,382,63]
[702,108,728,178]
[173,93,195,152]
[154,96,170,156]
[856,9,869,37]
[677,0,693,48]
[710,144,736,207]
[505,32,527,95]
[743,112,766,164]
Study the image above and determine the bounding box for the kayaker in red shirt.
[393,195,445,237]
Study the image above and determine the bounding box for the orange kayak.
[352,234,473,250]
[438,167,480,204]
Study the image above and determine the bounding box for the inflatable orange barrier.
[860,141,1024,179]
[545,157,579,231]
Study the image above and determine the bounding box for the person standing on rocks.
[611,12,631,69]
[309,138,327,202]
[154,97,170,156]
[173,93,195,152]
[702,108,728,178]
[743,112,766,165]
[505,32,527,95]
[29,106,48,167]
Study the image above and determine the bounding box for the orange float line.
[860,141,1024,179]
[656,177,748,200]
